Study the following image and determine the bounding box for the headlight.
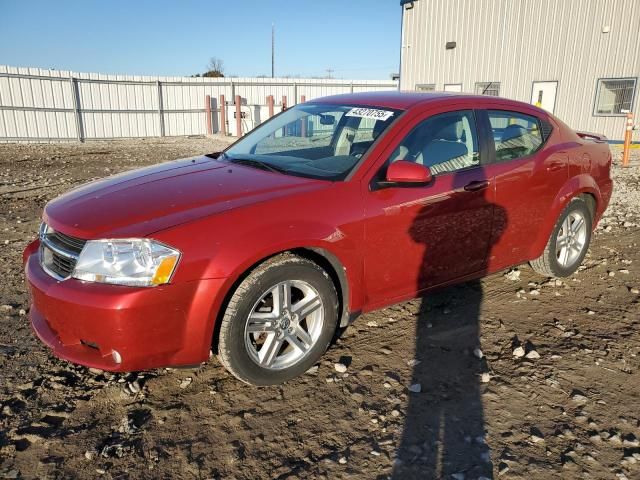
[72,239,180,287]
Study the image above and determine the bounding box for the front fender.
[528,174,603,259]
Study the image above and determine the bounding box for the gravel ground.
[0,138,639,479]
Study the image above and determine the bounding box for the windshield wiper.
[225,156,289,175]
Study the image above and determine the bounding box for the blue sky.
[0,0,401,79]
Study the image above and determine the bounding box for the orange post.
[267,95,274,118]
[235,95,242,137]
[622,111,633,168]
[300,95,307,137]
[219,95,226,136]
[205,95,212,135]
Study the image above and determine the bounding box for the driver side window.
[390,110,480,176]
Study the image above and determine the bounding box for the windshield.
[222,103,401,180]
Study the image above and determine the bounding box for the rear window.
[487,110,543,161]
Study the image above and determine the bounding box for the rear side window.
[488,110,543,161]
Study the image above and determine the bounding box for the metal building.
[399,0,640,141]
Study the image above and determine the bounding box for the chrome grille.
[39,224,87,280]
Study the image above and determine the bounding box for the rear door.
[480,108,568,270]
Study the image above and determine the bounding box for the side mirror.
[385,160,432,184]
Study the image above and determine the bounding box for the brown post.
[235,95,242,137]
[267,95,274,118]
[219,95,226,136]
[622,111,634,168]
[205,95,212,135]
[281,96,288,137]
[300,95,307,138]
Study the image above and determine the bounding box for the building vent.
[475,82,500,96]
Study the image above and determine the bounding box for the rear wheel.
[530,197,592,277]
[217,254,338,385]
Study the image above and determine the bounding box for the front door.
[363,109,494,306]
[531,81,558,113]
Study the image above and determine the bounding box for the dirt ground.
[1,137,639,480]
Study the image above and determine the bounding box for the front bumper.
[25,247,227,371]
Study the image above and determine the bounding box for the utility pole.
[325,68,334,79]
[271,23,275,78]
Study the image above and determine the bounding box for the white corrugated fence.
[0,65,398,142]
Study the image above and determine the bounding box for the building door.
[444,84,462,92]
[531,81,558,113]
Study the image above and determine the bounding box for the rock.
[513,346,525,358]
[530,433,545,443]
[84,450,94,460]
[18,309,26,316]
[366,320,379,327]
[630,287,639,294]
[370,450,381,456]
[338,456,347,464]
[505,269,521,281]
[391,409,401,417]
[473,348,484,359]
[480,372,491,383]
[407,359,421,367]
[619,269,630,274]
[179,377,192,389]
[623,434,639,447]
[571,393,588,405]
[380,347,392,355]
[127,380,141,394]
[608,271,616,277]
[334,363,348,373]
[408,383,422,393]
[525,350,541,360]
[305,365,319,374]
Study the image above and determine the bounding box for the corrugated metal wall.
[0,65,398,142]
[400,0,640,141]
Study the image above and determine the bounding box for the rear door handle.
[463,180,490,192]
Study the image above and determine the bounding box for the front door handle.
[463,180,490,192]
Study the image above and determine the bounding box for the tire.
[217,253,339,386]
[530,197,592,278]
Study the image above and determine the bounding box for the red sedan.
[24,92,613,385]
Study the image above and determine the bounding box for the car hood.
[44,155,328,238]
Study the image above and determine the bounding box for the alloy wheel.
[244,280,324,370]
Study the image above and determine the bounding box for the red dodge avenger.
[23,92,612,385]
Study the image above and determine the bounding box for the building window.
[475,82,500,96]
[416,83,435,92]
[594,78,637,116]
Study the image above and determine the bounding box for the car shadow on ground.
[392,167,507,479]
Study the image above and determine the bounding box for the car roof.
[312,90,542,113]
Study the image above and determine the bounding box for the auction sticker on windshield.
[345,107,394,121]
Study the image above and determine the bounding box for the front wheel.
[217,254,339,385]
[530,197,592,277]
